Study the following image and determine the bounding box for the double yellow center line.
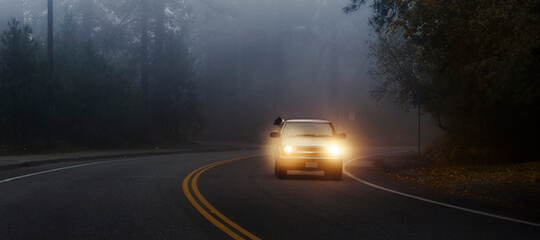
[182,155,263,240]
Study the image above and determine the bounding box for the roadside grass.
[389,153,540,211]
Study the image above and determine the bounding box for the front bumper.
[277,155,342,171]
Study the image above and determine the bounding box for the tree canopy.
[346,0,540,162]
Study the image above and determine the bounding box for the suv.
[270,118,346,180]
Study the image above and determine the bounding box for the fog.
[0,0,441,148]
[188,0,440,146]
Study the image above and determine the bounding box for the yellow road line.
[183,155,263,240]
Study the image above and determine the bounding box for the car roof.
[285,119,331,123]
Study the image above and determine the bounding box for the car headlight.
[283,146,294,155]
[327,145,341,156]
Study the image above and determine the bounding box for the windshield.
[281,122,335,137]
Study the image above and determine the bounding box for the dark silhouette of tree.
[54,12,141,146]
[0,0,202,152]
[346,0,540,162]
[0,19,46,147]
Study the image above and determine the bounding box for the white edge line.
[0,157,147,184]
[344,153,540,228]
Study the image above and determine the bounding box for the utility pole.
[418,97,421,161]
[47,0,53,64]
[413,87,424,162]
[47,0,56,148]
[140,0,150,142]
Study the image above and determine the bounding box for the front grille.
[293,146,328,157]
[296,146,325,152]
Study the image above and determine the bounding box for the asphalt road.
[1,148,538,239]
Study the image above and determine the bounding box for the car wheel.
[275,159,287,179]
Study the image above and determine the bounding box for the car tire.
[275,159,287,179]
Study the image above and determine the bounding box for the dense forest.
[4,0,430,154]
[0,0,201,152]
[346,0,540,162]
[5,0,534,164]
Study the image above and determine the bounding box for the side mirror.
[273,117,284,126]
[337,133,346,139]
[270,132,281,138]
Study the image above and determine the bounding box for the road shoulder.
[378,152,540,217]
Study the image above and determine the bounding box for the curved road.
[0,148,538,239]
